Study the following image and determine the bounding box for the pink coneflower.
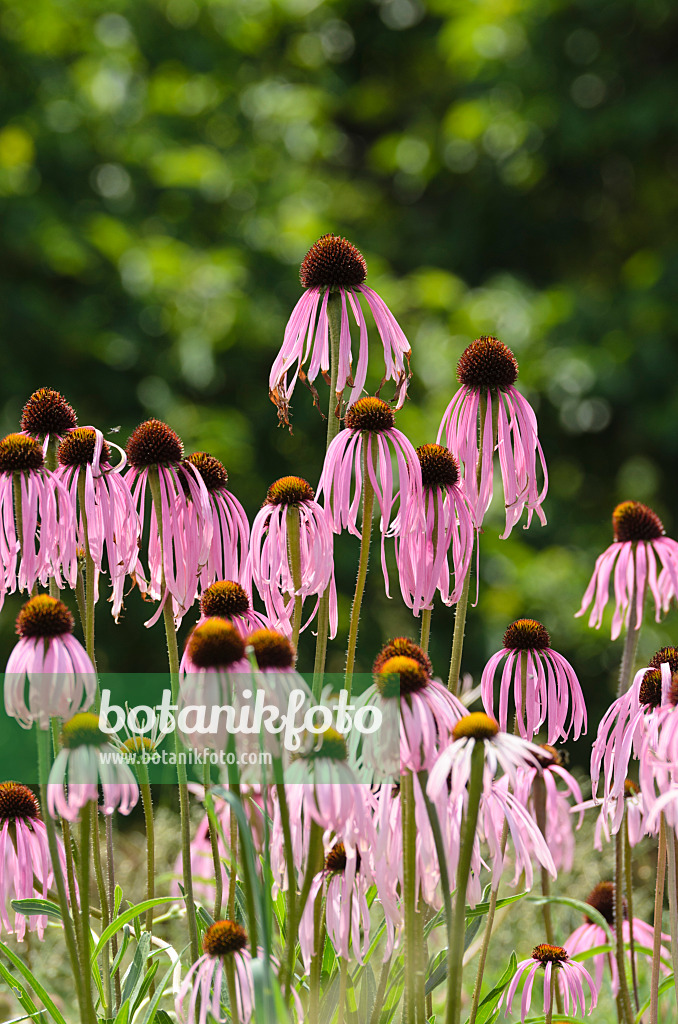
[575,779,647,851]
[512,745,583,872]
[481,619,586,743]
[589,648,678,811]
[183,452,250,594]
[178,619,251,754]
[564,882,670,998]
[4,595,96,730]
[501,943,596,1021]
[247,628,312,706]
[284,729,375,847]
[355,648,465,775]
[47,712,139,821]
[427,713,548,806]
[394,444,475,614]
[125,419,212,626]
[55,427,140,620]
[481,780,556,890]
[176,920,254,1024]
[194,580,270,638]
[0,782,69,941]
[300,840,372,970]
[20,387,78,445]
[269,234,411,427]
[250,476,336,639]
[316,397,423,594]
[576,501,678,640]
[0,433,72,608]
[438,335,547,538]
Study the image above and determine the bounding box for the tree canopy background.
[1,0,677,766]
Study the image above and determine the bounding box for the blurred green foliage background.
[1,0,678,768]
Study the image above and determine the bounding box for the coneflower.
[576,501,678,640]
[269,234,411,427]
[4,595,96,729]
[438,335,547,537]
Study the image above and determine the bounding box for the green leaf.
[0,941,67,1024]
[10,898,63,922]
[113,1001,130,1024]
[138,952,185,1024]
[465,891,528,918]
[0,960,41,1019]
[91,898,184,965]
[469,951,517,1024]
[121,932,151,1008]
[358,963,376,1021]
[131,961,159,1018]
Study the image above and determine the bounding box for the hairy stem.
[650,818,667,1024]
[614,828,635,1024]
[79,802,95,1024]
[312,288,343,699]
[277,781,298,994]
[344,438,375,699]
[37,728,88,1023]
[137,758,156,933]
[148,466,200,965]
[106,815,121,1009]
[447,742,485,1024]
[91,813,112,1012]
[623,809,639,1011]
[369,956,393,1024]
[533,775,563,1016]
[665,823,678,1010]
[402,770,421,1024]
[286,504,303,654]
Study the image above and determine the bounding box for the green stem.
[650,819,667,1024]
[447,742,485,1024]
[77,475,98,677]
[448,391,488,695]
[402,770,420,1024]
[106,815,121,1010]
[623,809,639,1011]
[36,728,87,1023]
[369,956,392,1024]
[447,565,471,695]
[230,781,258,952]
[225,955,240,1024]
[138,758,156,933]
[469,654,526,1024]
[665,822,678,1011]
[337,956,349,1024]
[91,813,112,1013]
[344,438,375,700]
[79,802,95,1024]
[533,775,563,1016]
[277,781,298,993]
[297,821,324,927]
[228,809,238,921]
[202,760,223,922]
[614,828,634,1024]
[147,466,200,965]
[545,968,555,1024]
[309,892,327,1024]
[419,608,432,655]
[312,289,344,700]
[286,504,303,655]
[617,569,643,698]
